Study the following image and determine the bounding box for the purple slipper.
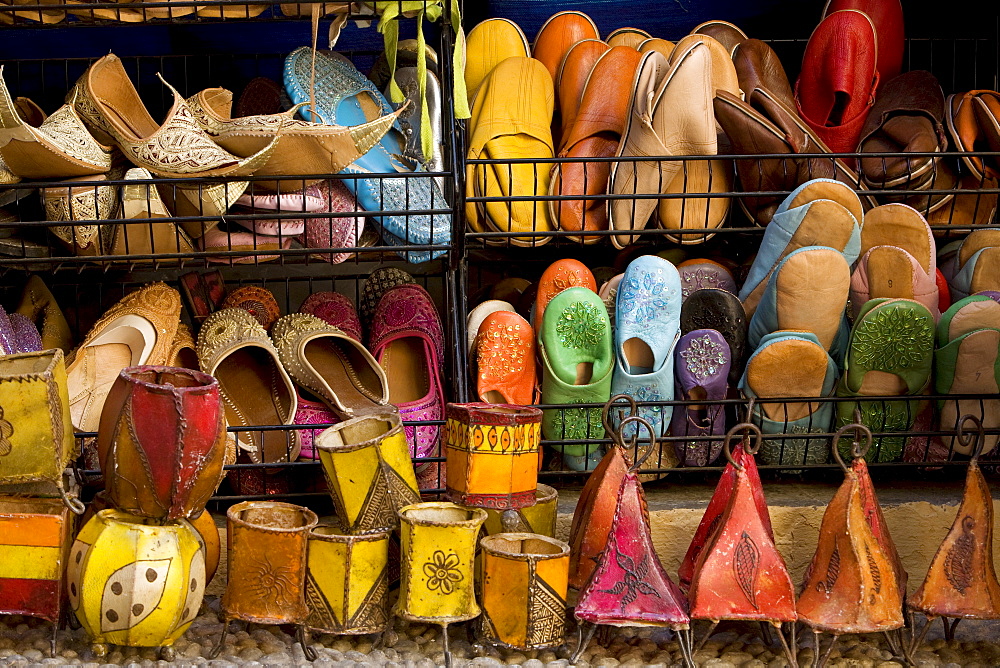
[299,291,363,342]
[670,328,731,466]
[299,180,366,265]
[0,307,16,355]
[9,312,42,353]
[677,260,738,301]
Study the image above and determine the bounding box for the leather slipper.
[555,39,610,149]
[533,11,600,85]
[534,258,597,329]
[466,299,515,354]
[464,18,530,106]
[946,90,1000,181]
[549,45,642,243]
[691,20,748,54]
[475,310,536,406]
[638,38,675,60]
[677,258,737,300]
[822,0,904,81]
[670,328,730,467]
[681,287,747,386]
[466,57,555,246]
[732,39,794,109]
[605,27,650,49]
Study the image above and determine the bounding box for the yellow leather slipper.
[464,18,531,108]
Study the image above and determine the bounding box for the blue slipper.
[284,47,450,263]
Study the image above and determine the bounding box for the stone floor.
[0,597,998,667]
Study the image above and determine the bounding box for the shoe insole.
[783,179,863,223]
[575,362,594,385]
[216,347,292,463]
[958,229,1000,268]
[971,247,1000,294]
[864,246,917,302]
[381,337,430,404]
[658,158,730,241]
[948,300,1000,340]
[303,337,382,415]
[746,339,826,421]
[941,330,1000,454]
[743,198,855,314]
[860,205,932,271]
[622,337,654,374]
[482,389,509,404]
[774,249,849,351]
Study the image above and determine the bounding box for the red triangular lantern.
[853,458,907,598]
[688,455,796,623]
[678,444,772,591]
[575,469,689,628]
[909,457,1000,619]
[567,445,630,590]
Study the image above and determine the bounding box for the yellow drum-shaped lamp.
[315,411,420,533]
[482,484,558,537]
[67,509,205,658]
[395,502,487,667]
[305,525,390,636]
[480,533,570,650]
[444,403,542,510]
[0,350,82,513]
[215,501,319,659]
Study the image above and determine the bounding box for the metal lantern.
[215,501,319,658]
[67,509,205,658]
[444,403,542,510]
[305,525,390,636]
[97,366,227,521]
[395,502,487,667]
[0,349,82,513]
[483,483,558,537]
[0,496,73,655]
[315,410,419,533]
[480,533,570,651]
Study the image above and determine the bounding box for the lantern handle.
[616,415,658,472]
[602,393,638,449]
[957,414,986,463]
[831,419,873,473]
[722,421,762,471]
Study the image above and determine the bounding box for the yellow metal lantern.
[0,349,82,513]
[315,411,420,533]
[67,509,205,656]
[395,502,487,665]
[444,403,542,510]
[215,501,318,658]
[482,484,558,537]
[480,533,570,651]
[305,525,390,636]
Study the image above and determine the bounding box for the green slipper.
[539,286,613,471]
[836,297,935,462]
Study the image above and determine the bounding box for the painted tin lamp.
[443,402,543,509]
[67,509,206,659]
[797,422,904,668]
[314,410,420,533]
[213,501,319,659]
[479,533,570,651]
[572,415,693,667]
[0,496,73,656]
[305,524,391,638]
[907,416,1000,654]
[394,502,487,667]
[96,366,227,521]
[0,349,83,513]
[686,423,798,666]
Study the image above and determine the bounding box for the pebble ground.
[0,596,997,667]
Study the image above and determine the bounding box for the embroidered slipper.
[670,329,730,467]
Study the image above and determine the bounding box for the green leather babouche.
[538,287,613,470]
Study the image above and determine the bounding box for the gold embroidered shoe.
[186,88,402,192]
[40,173,119,257]
[197,308,300,465]
[116,167,196,258]
[65,282,182,433]
[70,55,280,179]
[272,313,389,419]
[15,275,73,353]
[0,68,114,179]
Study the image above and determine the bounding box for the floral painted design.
[617,268,674,325]
[679,334,727,379]
[550,405,604,441]
[555,301,606,350]
[423,550,463,594]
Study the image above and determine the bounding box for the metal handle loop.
[722,421,762,470]
[957,414,986,462]
[831,421,873,472]
[602,394,638,448]
[616,415,658,472]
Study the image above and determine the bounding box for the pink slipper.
[294,393,338,460]
[299,291,363,342]
[299,180,366,265]
[199,227,293,264]
[851,248,940,320]
[232,188,324,236]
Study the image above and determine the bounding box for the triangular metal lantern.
[797,422,904,668]
[687,422,798,666]
[907,416,1000,656]
[572,415,693,667]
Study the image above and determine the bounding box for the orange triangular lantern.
[567,445,629,590]
[688,457,796,623]
[679,444,773,591]
[909,458,1000,619]
[797,470,904,634]
[575,469,690,628]
[853,458,907,599]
